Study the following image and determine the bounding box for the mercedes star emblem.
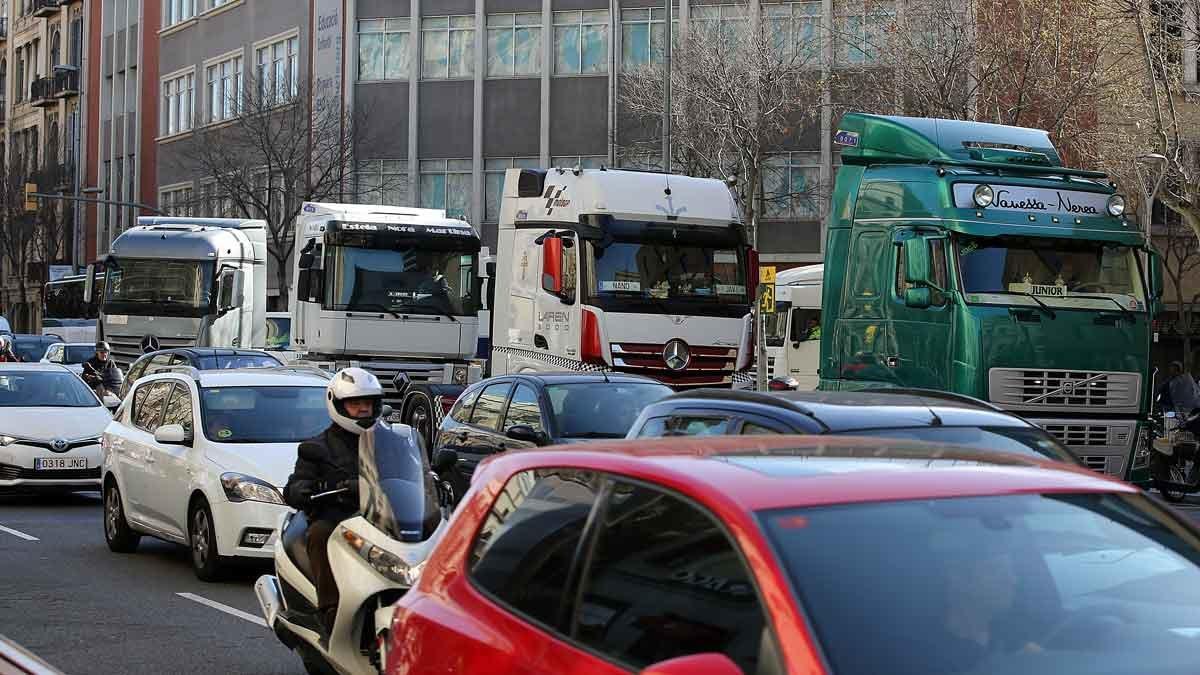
[50,438,68,453]
[662,339,691,372]
[140,335,161,353]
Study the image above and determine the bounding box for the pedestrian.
[1165,361,1200,414]
[283,367,383,639]
[0,335,19,362]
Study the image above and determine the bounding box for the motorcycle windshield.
[358,424,441,543]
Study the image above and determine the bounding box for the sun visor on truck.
[834,113,1063,168]
[324,220,482,252]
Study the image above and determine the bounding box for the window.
[163,0,195,28]
[470,468,600,628]
[762,152,820,219]
[550,156,606,170]
[161,71,194,135]
[502,384,544,433]
[469,381,512,430]
[553,10,609,75]
[576,481,771,672]
[689,4,748,43]
[422,16,475,79]
[133,381,173,432]
[741,422,782,435]
[256,35,299,102]
[895,237,947,307]
[162,383,194,436]
[358,19,411,81]
[546,382,673,439]
[636,416,731,437]
[850,231,886,300]
[356,159,409,206]
[835,0,892,65]
[484,157,539,222]
[487,13,542,77]
[206,0,235,11]
[419,159,473,220]
[763,2,821,62]
[449,385,483,424]
[620,8,677,69]
[160,185,193,216]
[206,53,243,122]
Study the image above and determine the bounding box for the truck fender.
[401,384,467,450]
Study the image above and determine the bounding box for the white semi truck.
[489,166,755,386]
[289,202,487,441]
[86,217,267,367]
[765,264,823,389]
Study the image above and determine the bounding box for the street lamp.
[1136,152,1168,236]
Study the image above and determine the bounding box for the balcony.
[30,76,54,107]
[31,0,64,18]
[52,68,78,98]
[0,18,9,40]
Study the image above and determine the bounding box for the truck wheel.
[406,397,434,452]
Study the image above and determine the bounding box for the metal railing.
[52,68,78,97]
[30,76,54,104]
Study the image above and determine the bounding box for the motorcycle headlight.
[220,472,285,505]
[341,527,424,586]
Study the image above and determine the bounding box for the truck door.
[784,306,822,390]
[888,229,953,389]
[832,230,894,388]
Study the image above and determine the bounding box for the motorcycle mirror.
[433,448,459,473]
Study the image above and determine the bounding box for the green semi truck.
[819,113,1162,483]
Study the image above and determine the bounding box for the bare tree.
[617,13,827,230]
[173,76,388,307]
[0,158,70,333]
[1159,214,1200,366]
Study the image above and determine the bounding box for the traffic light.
[23,183,37,214]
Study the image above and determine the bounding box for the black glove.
[285,480,317,508]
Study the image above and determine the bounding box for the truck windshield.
[104,258,216,317]
[582,220,749,316]
[764,301,791,347]
[326,245,479,316]
[957,235,1146,311]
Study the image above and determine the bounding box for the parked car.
[40,342,97,374]
[118,348,283,398]
[626,387,1082,466]
[11,334,63,363]
[0,364,111,493]
[433,373,673,492]
[387,435,1200,675]
[101,368,330,580]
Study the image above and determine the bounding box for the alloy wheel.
[105,487,120,540]
[191,508,210,568]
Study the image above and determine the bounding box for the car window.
[162,383,194,436]
[546,382,674,439]
[0,371,100,407]
[574,480,775,674]
[214,354,281,369]
[844,426,1079,465]
[147,354,173,374]
[449,386,482,424]
[741,422,782,435]
[133,381,173,432]
[470,468,601,630]
[503,384,544,434]
[636,415,732,437]
[63,346,96,363]
[469,381,512,430]
[123,358,149,397]
[200,386,328,443]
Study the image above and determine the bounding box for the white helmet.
[327,367,385,435]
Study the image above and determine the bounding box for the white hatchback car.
[101,367,331,580]
[0,364,110,492]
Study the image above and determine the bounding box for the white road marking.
[177,592,267,627]
[0,524,39,541]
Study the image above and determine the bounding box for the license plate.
[35,457,87,470]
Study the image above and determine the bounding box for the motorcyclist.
[0,335,18,362]
[81,342,122,395]
[1161,361,1200,415]
[283,367,384,637]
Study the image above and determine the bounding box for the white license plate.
[35,457,87,470]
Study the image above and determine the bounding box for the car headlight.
[972,184,994,208]
[341,527,424,586]
[220,472,285,505]
[0,435,20,446]
[1107,194,1126,217]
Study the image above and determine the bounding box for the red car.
[385,436,1200,675]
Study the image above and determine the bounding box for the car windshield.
[763,492,1200,675]
[195,354,282,370]
[104,258,216,317]
[0,371,99,407]
[844,426,1079,465]
[63,346,96,363]
[265,316,290,349]
[199,386,328,443]
[957,235,1146,311]
[325,245,479,316]
[546,382,674,439]
[13,338,54,362]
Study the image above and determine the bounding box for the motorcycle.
[255,422,451,675]
[1151,406,1200,503]
[82,363,124,413]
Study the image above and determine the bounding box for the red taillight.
[581,308,605,365]
[747,247,760,302]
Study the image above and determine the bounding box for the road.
[0,491,302,675]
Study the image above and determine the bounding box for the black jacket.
[82,356,122,390]
[284,425,361,521]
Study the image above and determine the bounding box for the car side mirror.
[432,448,459,473]
[154,424,192,446]
[103,394,121,413]
[640,654,744,675]
[905,286,932,309]
[506,424,548,446]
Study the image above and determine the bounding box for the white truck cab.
[767,264,823,389]
[492,167,755,387]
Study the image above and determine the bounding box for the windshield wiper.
[344,303,402,319]
[562,431,624,439]
[1069,294,1137,322]
[392,302,459,323]
[1004,292,1056,319]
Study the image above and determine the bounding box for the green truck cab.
[819,113,1163,483]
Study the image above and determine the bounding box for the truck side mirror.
[298,239,316,270]
[1148,248,1164,314]
[902,237,932,286]
[218,269,245,312]
[542,236,564,294]
[905,286,932,309]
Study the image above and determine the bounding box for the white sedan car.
[101,368,330,581]
[0,364,110,493]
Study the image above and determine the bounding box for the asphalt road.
[0,491,303,675]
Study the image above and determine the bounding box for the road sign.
[760,266,776,285]
[760,283,775,314]
[23,183,37,214]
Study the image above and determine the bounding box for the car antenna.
[916,393,944,427]
[600,368,610,383]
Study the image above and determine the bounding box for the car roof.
[498,371,665,386]
[0,363,72,372]
[12,334,58,341]
[483,435,1134,512]
[651,388,1033,432]
[139,347,275,359]
[141,368,329,387]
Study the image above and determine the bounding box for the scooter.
[1151,407,1200,503]
[255,422,451,675]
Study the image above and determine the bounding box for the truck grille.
[104,333,198,368]
[1079,456,1110,472]
[989,369,1140,413]
[1032,420,1133,477]
[298,358,457,402]
[611,342,738,389]
[1040,423,1111,447]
